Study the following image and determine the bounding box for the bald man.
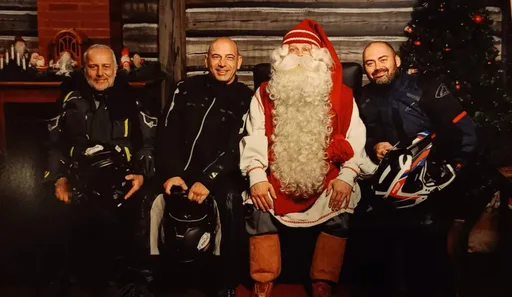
[154,37,252,296]
[352,41,477,297]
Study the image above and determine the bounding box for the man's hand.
[55,177,71,204]
[326,179,353,211]
[124,174,144,199]
[374,142,393,161]
[163,176,188,194]
[188,182,210,204]
[250,181,277,212]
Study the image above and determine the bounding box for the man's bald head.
[205,37,242,84]
[362,41,401,85]
[207,37,240,56]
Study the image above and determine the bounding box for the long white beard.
[15,44,26,56]
[268,47,334,197]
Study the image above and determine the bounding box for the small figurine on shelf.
[14,36,30,67]
[50,51,76,77]
[120,47,131,72]
[30,52,47,71]
[29,52,39,67]
[132,53,144,69]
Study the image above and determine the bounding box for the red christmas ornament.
[472,14,484,24]
[439,8,444,12]
[444,47,451,52]
[414,40,421,46]
[455,84,461,90]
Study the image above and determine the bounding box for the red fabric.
[282,20,322,48]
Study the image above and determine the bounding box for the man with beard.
[45,44,156,294]
[154,37,252,297]
[13,35,30,64]
[352,41,478,297]
[240,20,374,297]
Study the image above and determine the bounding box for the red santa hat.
[282,19,354,137]
[120,47,131,63]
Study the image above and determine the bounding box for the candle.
[16,52,20,66]
[22,58,26,70]
[10,45,14,60]
[5,54,9,65]
[0,56,3,70]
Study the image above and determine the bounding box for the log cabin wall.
[184,0,503,89]
[121,0,159,60]
[0,0,38,55]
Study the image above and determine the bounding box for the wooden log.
[0,35,38,52]
[186,36,407,69]
[186,7,502,37]
[122,23,158,51]
[186,0,417,8]
[123,23,158,40]
[0,10,37,36]
[123,41,158,54]
[122,0,158,23]
[160,0,186,107]
[0,0,36,10]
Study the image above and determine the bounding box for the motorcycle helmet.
[373,131,456,209]
[68,142,133,208]
[160,191,217,263]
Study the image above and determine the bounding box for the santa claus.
[240,20,375,297]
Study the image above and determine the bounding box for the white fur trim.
[242,183,361,228]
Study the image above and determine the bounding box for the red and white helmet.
[373,131,456,209]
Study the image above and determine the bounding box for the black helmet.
[160,191,217,263]
[373,131,456,209]
[68,142,133,208]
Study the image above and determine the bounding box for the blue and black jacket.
[359,70,477,168]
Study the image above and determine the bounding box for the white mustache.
[274,55,329,73]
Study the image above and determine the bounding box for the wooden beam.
[159,0,186,107]
[110,0,123,56]
[186,7,502,37]
[122,0,158,23]
[0,0,36,10]
[0,35,38,51]
[123,23,158,53]
[0,10,37,36]
[186,0,417,8]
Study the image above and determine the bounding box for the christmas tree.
[400,0,512,166]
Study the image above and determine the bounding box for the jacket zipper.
[165,82,183,127]
[184,97,216,171]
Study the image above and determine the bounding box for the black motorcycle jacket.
[156,74,253,193]
[45,73,157,183]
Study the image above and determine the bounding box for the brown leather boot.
[312,281,332,297]
[250,234,281,297]
[310,232,347,297]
